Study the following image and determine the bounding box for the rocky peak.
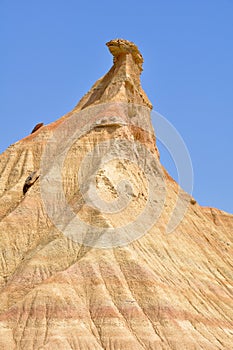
[74,39,152,110]
[0,39,232,350]
[106,38,143,71]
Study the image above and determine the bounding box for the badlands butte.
[0,39,233,350]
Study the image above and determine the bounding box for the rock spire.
[74,39,152,111]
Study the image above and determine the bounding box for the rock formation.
[0,39,232,350]
[31,123,44,134]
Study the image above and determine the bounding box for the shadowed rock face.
[23,171,39,194]
[31,123,44,134]
[0,39,232,350]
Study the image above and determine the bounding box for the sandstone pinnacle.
[0,39,232,350]
[74,39,152,111]
[106,39,144,70]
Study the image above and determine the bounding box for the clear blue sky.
[1,0,233,213]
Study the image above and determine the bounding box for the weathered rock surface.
[0,39,232,350]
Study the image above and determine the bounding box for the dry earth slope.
[0,39,232,350]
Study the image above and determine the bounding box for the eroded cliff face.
[0,39,232,350]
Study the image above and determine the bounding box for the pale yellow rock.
[0,39,232,350]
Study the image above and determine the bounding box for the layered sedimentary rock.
[0,39,232,350]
